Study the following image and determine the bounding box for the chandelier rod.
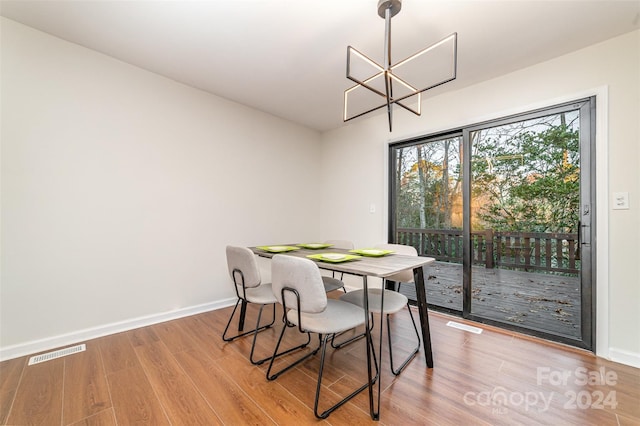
[383,4,393,131]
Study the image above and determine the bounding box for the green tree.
[395,112,579,235]
[471,115,579,233]
[396,139,462,230]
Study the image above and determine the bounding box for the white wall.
[0,18,322,359]
[319,30,640,367]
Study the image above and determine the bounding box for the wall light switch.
[612,192,629,210]
[369,203,376,213]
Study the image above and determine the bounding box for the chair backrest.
[272,255,327,314]
[375,243,417,256]
[226,246,261,289]
[324,239,354,250]
[375,243,418,283]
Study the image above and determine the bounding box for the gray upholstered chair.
[223,246,308,365]
[337,243,421,375]
[321,239,354,292]
[266,254,372,419]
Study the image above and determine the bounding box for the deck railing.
[396,228,580,274]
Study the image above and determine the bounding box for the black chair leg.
[330,272,347,293]
[266,323,315,381]
[388,303,421,375]
[249,304,276,365]
[314,332,376,419]
[330,313,374,349]
[224,300,306,366]
[222,299,276,342]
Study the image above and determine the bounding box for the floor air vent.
[446,321,483,334]
[28,344,86,365]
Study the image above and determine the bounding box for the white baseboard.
[609,347,640,369]
[0,298,237,362]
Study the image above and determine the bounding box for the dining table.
[249,244,435,421]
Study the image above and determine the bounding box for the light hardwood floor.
[1,299,638,425]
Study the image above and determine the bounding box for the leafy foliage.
[396,138,462,229]
[472,116,579,233]
[395,112,580,234]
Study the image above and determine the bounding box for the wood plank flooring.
[1,298,638,425]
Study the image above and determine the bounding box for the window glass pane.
[393,136,464,311]
[469,111,581,339]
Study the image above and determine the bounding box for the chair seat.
[340,288,408,315]
[322,276,344,292]
[239,283,278,304]
[286,299,365,334]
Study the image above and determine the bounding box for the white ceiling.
[2,0,639,132]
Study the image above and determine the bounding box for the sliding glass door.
[390,98,595,349]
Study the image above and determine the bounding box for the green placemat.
[349,248,394,257]
[297,243,333,249]
[257,245,301,253]
[307,253,361,263]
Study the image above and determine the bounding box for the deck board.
[399,261,581,339]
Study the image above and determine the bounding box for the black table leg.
[413,265,434,368]
[361,275,380,420]
[374,281,385,420]
[238,300,247,331]
[362,275,380,420]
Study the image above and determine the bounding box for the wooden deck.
[399,261,581,339]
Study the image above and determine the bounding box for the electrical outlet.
[612,192,629,210]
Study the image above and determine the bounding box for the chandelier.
[343,0,458,131]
